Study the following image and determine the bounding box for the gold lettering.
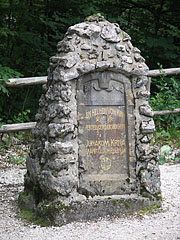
[85,108,125,119]
[85,124,125,131]
[86,146,126,155]
[86,140,110,147]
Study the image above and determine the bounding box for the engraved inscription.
[80,106,126,173]
[77,72,132,195]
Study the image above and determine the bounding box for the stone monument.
[19,14,161,226]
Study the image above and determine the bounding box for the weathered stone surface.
[45,103,71,121]
[133,76,148,88]
[36,195,160,226]
[39,170,77,196]
[101,24,121,42]
[140,135,149,143]
[68,23,101,38]
[136,90,150,100]
[21,14,161,226]
[140,119,155,133]
[48,123,74,138]
[77,60,96,73]
[139,105,154,117]
[115,43,125,51]
[81,43,91,50]
[96,61,111,70]
[60,69,79,82]
[122,56,133,64]
[140,164,161,194]
[57,40,75,53]
[58,53,78,69]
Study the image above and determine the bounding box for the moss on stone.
[85,13,104,22]
[18,191,36,211]
[59,202,68,210]
[124,201,131,209]
[20,209,50,227]
[112,199,117,206]
[122,31,125,39]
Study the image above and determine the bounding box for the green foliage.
[158,145,180,165]
[0,0,179,128]
[0,64,23,95]
[8,153,26,165]
[138,204,162,216]
[7,109,31,124]
[20,209,50,227]
[150,64,180,136]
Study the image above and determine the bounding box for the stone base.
[34,194,160,226]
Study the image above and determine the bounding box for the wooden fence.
[0,67,180,133]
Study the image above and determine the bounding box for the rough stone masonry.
[19,14,161,226]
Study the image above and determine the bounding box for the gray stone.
[21,14,161,226]
[122,56,133,64]
[45,103,71,121]
[59,53,78,69]
[122,32,131,41]
[96,61,111,70]
[77,60,96,73]
[136,90,150,100]
[134,76,148,88]
[68,23,101,38]
[175,149,180,157]
[81,44,91,50]
[39,170,77,196]
[133,47,141,53]
[115,43,125,52]
[140,136,149,143]
[141,119,155,133]
[60,69,79,82]
[85,13,105,22]
[57,40,75,53]
[36,196,159,226]
[101,24,121,42]
[48,123,74,138]
[139,105,154,117]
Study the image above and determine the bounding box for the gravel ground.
[0,162,180,240]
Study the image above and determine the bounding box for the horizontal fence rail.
[4,68,180,87]
[147,67,180,77]
[153,108,180,116]
[0,122,36,133]
[5,76,47,87]
[1,108,180,133]
[0,67,180,133]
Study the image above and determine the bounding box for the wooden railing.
[0,67,180,133]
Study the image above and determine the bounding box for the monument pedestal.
[19,14,161,226]
[34,195,160,226]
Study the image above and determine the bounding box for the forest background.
[0,0,180,146]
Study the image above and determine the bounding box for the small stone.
[133,47,141,53]
[77,60,96,73]
[134,76,148,88]
[122,56,133,64]
[122,32,131,41]
[140,119,155,134]
[61,69,79,82]
[136,90,150,100]
[101,24,121,42]
[68,22,101,38]
[115,43,125,52]
[81,44,91,50]
[140,136,149,143]
[139,105,154,117]
[96,61,111,70]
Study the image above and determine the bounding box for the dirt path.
[0,163,180,240]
